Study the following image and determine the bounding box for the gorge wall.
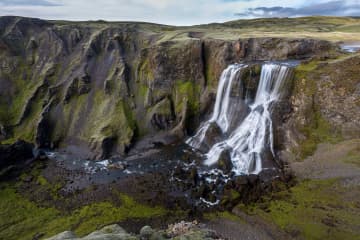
[0,16,340,160]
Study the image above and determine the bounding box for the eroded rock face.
[279,55,360,167]
[0,16,339,159]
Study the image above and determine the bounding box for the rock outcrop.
[279,54,360,166]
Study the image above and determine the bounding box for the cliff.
[0,16,341,159]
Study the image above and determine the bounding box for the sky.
[0,0,359,25]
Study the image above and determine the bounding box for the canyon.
[0,16,359,240]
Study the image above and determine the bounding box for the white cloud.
[0,0,358,25]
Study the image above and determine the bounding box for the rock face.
[279,54,360,166]
[0,16,338,159]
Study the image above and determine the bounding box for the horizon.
[0,0,359,26]
[0,15,359,27]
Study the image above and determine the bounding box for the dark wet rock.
[0,140,34,170]
[64,77,80,103]
[148,98,175,131]
[203,123,223,149]
[34,149,48,160]
[189,167,199,186]
[22,175,33,183]
[36,103,53,148]
[192,183,214,202]
[78,74,91,95]
[216,149,233,174]
[100,136,117,159]
[0,124,7,141]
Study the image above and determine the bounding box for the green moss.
[37,175,48,186]
[299,111,343,159]
[204,211,245,223]
[138,58,154,83]
[0,59,51,143]
[293,61,319,96]
[0,101,12,125]
[175,81,200,114]
[3,61,40,125]
[0,138,18,145]
[56,93,87,141]
[120,100,137,131]
[293,61,343,159]
[68,193,166,236]
[239,179,360,240]
[0,184,167,240]
[139,84,149,97]
[174,80,200,132]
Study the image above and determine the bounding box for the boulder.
[46,231,77,240]
[139,226,154,239]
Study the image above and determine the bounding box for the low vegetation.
[0,163,168,240]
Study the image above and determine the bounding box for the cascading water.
[187,63,293,175]
[186,64,248,149]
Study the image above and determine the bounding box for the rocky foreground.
[47,222,220,240]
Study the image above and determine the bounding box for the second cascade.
[187,62,294,176]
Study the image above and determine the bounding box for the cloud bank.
[0,0,60,6]
[0,0,359,25]
[236,1,360,18]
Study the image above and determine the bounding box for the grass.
[0,183,167,240]
[235,178,360,240]
[49,16,360,42]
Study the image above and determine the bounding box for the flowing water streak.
[188,63,292,175]
[186,64,247,148]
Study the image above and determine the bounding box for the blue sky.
[0,0,359,25]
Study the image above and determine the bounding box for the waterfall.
[186,64,247,149]
[187,63,293,175]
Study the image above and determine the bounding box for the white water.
[186,64,247,149]
[187,63,292,175]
